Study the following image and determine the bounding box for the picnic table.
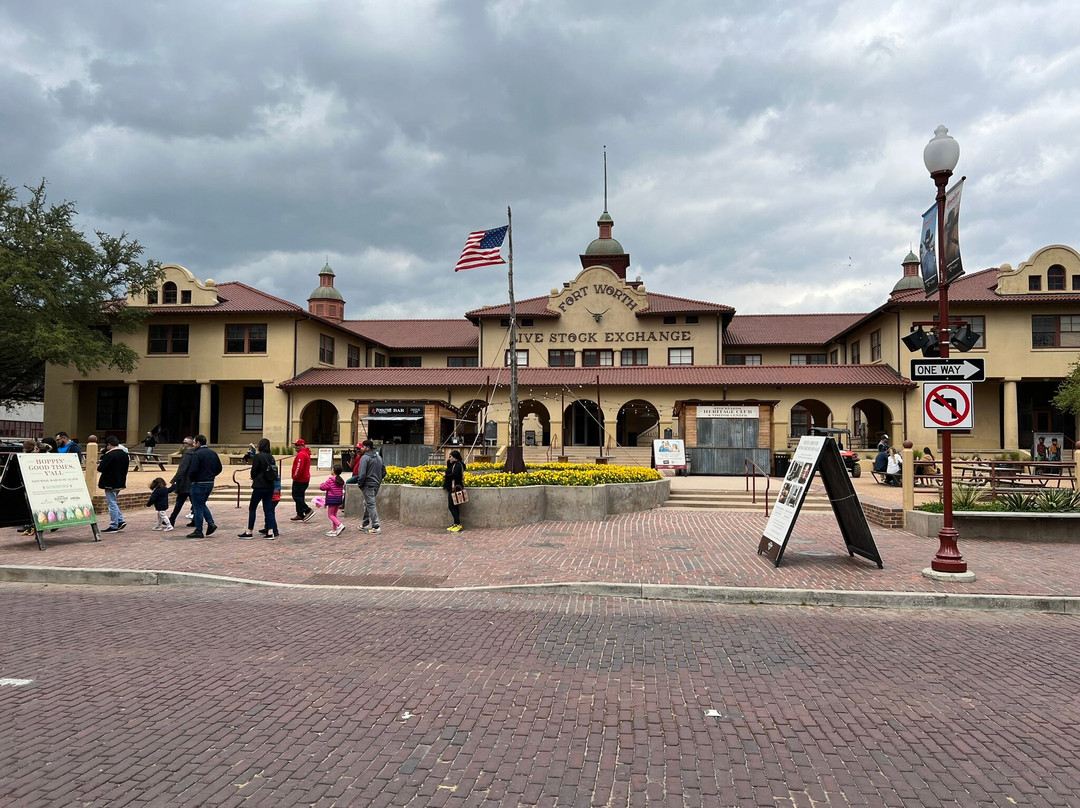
[131,452,169,472]
[953,460,1075,494]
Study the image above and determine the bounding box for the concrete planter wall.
[346,479,670,529]
[906,510,1080,542]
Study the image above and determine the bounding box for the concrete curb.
[1,565,1076,615]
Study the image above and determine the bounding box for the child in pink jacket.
[319,465,346,536]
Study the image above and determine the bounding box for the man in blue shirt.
[55,431,83,464]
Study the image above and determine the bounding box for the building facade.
[44,212,1078,469]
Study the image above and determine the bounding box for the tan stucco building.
[44,210,1079,471]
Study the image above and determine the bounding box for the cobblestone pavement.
[1,495,1077,598]
[1,584,1078,807]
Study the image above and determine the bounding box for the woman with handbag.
[443,450,467,532]
[238,438,280,539]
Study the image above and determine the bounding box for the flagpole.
[505,205,526,473]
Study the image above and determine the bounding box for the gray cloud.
[3,0,1080,320]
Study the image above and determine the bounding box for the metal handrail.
[744,458,771,516]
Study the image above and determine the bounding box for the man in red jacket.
[290,439,314,521]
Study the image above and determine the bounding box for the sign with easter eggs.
[6,453,99,549]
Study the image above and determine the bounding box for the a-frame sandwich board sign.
[757,436,883,569]
[0,454,101,550]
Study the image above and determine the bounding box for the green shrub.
[951,483,986,511]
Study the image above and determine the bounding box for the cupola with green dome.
[580,209,631,279]
[891,249,925,295]
[308,262,346,322]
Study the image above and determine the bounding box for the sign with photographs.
[758,436,882,569]
[652,439,686,471]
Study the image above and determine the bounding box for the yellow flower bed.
[383,462,662,488]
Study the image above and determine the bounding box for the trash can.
[773,453,791,477]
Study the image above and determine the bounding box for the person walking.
[142,430,157,457]
[168,437,195,527]
[290,439,315,522]
[443,449,466,532]
[146,477,173,531]
[97,435,130,532]
[238,438,280,539]
[355,439,386,535]
[186,434,222,538]
[319,465,347,536]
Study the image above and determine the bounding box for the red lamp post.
[924,125,967,574]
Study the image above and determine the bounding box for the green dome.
[308,285,344,301]
[585,237,625,255]
[891,275,924,294]
[903,250,919,264]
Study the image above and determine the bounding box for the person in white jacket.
[885,447,902,487]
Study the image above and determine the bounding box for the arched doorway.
[790,399,832,444]
[517,399,551,446]
[299,400,339,444]
[616,399,660,447]
[851,399,893,449]
[563,400,604,447]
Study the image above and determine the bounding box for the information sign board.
[652,439,686,471]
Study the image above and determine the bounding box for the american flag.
[454,226,508,272]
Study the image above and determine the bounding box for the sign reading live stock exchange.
[516,329,693,345]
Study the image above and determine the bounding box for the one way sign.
[910,358,985,382]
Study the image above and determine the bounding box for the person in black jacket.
[168,437,195,527]
[239,438,280,539]
[147,477,172,531]
[443,450,466,532]
[97,435,130,533]
[186,434,222,538]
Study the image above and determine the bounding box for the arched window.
[162,281,178,304]
[1048,264,1066,291]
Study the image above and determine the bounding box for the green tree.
[1052,358,1080,416]
[0,178,162,405]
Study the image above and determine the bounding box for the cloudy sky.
[3,0,1080,320]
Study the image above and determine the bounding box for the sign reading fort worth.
[556,283,642,313]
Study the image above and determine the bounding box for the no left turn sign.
[923,382,973,430]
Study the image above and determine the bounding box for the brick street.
[1,584,1078,807]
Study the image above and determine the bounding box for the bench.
[131,453,168,472]
[870,470,900,486]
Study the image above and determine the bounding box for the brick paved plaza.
[2,584,1078,807]
[1,481,1078,601]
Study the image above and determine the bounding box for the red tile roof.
[891,266,1080,305]
[341,319,478,350]
[724,313,864,346]
[280,364,913,390]
[465,292,734,321]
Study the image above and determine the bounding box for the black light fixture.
[950,324,981,352]
[921,331,941,357]
[902,327,932,352]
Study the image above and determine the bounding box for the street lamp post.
[923,125,967,574]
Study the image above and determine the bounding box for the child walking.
[319,465,346,537]
[147,477,173,531]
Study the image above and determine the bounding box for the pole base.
[931,525,967,573]
[921,567,976,583]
